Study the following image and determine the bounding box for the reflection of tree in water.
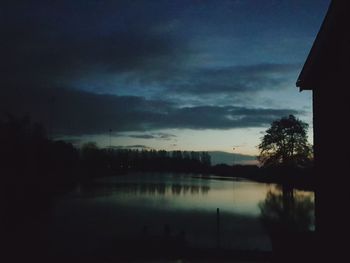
[171,184,182,195]
[259,186,315,261]
[259,186,314,232]
[78,182,210,198]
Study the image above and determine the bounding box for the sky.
[2,0,331,156]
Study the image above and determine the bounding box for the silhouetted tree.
[80,142,111,177]
[80,142,99,160]
[91,148,212,174]
[258,115,313,167]
[200,151,211,167]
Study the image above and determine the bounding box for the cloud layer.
[2,86,300,135]
[2,0,325,138]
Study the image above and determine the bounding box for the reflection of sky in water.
[53,173,314,252]
[80,173,272,216]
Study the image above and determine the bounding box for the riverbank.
[210,165,315,191]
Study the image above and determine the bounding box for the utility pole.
[232,146,241,166]
[232,147,235,166]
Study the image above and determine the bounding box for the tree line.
[0,113,313,195]
[80,142,211,177]
[0,115,212,188]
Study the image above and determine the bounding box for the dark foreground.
[3,208,318,263]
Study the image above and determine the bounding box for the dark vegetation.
[80,142,212,178]
[1,115,79,261]
[258,115,313,168]
[212,115,314,190]
[78,115,315,190]
[1,115,79,212]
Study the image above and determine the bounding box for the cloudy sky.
[2,0,330,155]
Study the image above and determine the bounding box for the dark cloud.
[167,105,301,130]
[162,63,301,95]
[1,86,302,135]
[1,0,316,140]
[3,0,301,100]
[109,145,150,150]
[2,0,307,116]
[127,133,176,140]
[1,86,173,135]
[2,0,188,89]
[127,134,156,139]
[53,137,82,146]
[157,133,177,140]
[67,61,301,103]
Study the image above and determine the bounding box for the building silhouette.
[297,0,350,259]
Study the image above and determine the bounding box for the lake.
[47,172,315,258]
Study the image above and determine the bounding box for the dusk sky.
[2,0,330,156]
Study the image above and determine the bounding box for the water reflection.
[75,181,210,198]
[259,185,315,261]
[259,185,314,232]
[50,173,315,258]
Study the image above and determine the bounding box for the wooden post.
[216,208,220,248]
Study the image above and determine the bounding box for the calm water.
[48,173,314,256]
